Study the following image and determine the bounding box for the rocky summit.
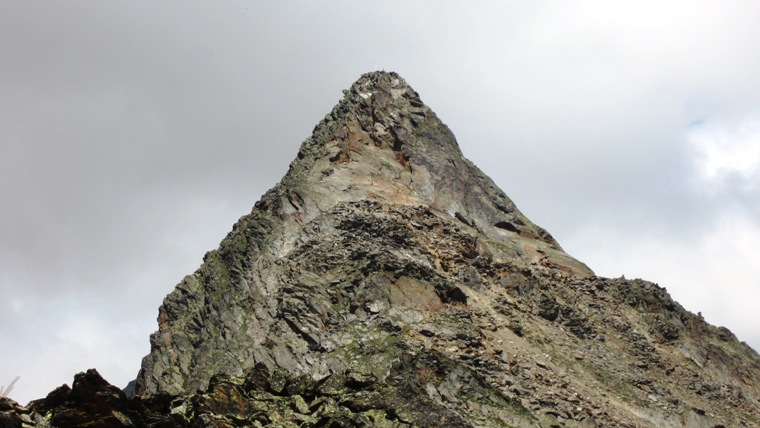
[3,71,759,427]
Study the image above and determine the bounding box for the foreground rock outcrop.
[3,72,758,427]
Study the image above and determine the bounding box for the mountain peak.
[279,71,590,275]
[135,71,593,397]
[348,69,411,93]
[124,73,760,426]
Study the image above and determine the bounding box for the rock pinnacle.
[125,71,760,427]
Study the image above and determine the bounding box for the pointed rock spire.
[113,72,760,426]
[135,71,594,397]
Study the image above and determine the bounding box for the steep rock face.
[135,71,591,397]
[130,72,760,427]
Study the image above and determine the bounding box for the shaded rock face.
[7,71,756,427]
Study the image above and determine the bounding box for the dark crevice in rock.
[494,220,520,233]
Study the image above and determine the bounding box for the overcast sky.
[2,1,759,404]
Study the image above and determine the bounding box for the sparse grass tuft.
[0,376,20,397]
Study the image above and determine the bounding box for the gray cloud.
[2,1,759,403]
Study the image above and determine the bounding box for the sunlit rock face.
[101,71,760,426]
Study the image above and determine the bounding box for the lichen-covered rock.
[102,71,756,426]
[12,361,533,427]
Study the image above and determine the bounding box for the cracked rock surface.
[4,72,758,427]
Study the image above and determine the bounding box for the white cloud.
[689,117,760,189]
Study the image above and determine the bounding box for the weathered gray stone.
[7,71,753,427]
